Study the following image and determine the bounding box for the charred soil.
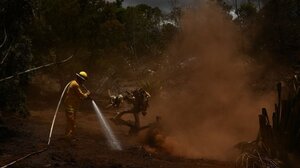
[0,109,234,168]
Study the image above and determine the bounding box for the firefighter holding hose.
[64,71,90,139]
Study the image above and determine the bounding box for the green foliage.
[123,4,164,57]
[0,0,33,116]
[238,3,257,18]
[236,3,257,28]
[234,0,300,64]
[0,0,179,116]
[254,0,300,63]
[169,6,181,27]
[29,0,176,65]
[0,37,33,116]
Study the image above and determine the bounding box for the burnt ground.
[0,104,234,168]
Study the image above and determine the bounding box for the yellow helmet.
[76,71,88,80]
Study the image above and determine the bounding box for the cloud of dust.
[146,3,275,160]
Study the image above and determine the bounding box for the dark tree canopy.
[0,0,178,116]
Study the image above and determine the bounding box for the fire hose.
[0,82,71,168]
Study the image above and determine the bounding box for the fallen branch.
[0,55,72,82]
[0,147,47,168]
[0,45,12,65]
[0,27,7,49]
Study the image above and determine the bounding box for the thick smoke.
[146,3,274,160]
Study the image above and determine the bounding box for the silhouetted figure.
[111,88,151,135]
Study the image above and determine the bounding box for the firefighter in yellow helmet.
[64,71,90,139]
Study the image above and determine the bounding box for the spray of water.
[92,100,122,150]
[48,82,71,145]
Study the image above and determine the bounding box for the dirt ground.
[0,103,234,168]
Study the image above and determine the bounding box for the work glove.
[86,91,92,100]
